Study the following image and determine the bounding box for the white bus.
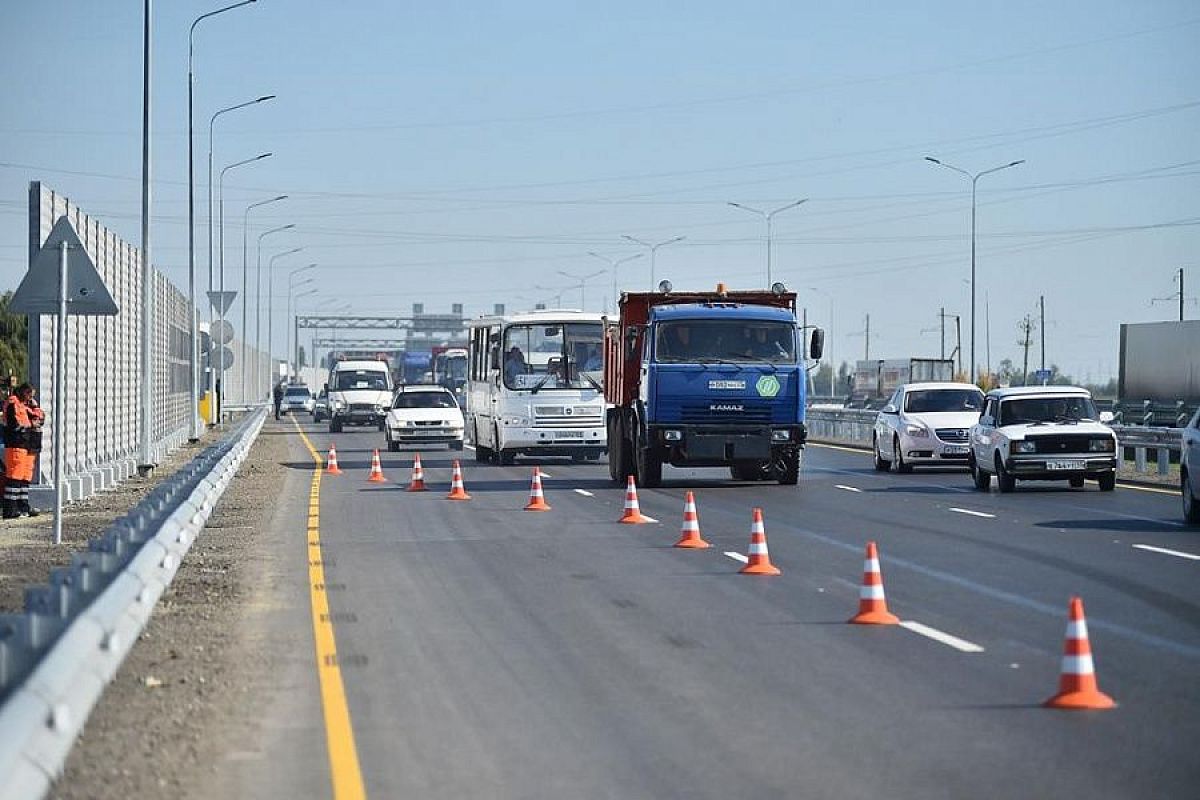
[466,310,606,464]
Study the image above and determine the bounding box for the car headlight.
[1089,437,1115,452]
[904,423,929,438]
[1012,440,1036,454]
[331,399,345,410]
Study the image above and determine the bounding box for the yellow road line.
[292,418,367,800]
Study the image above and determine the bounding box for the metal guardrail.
[805,408,1184,478]
[0,406,267,799]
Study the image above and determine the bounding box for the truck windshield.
[655,320,796,364]
[904,389,983,413]
[334,370,389,391]
[999,396,1098,425]
[503,323,603,391]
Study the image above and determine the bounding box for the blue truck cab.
[605,285,824,487]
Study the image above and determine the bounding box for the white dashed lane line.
[723,551,749,564]
[835,484,864,493]
[1132,544,1200,561]
[948,507,996,519]
[573,488,594,497]
[899,620,986,653]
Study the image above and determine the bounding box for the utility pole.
[985,292,992,385]
[1039,295,1046,374]
[138,0,153,473]
[939,306,945,359]
[1018,315,1036,386]
[1180,267,1185,321]
[864,314,870,360]
[954,315,962,377]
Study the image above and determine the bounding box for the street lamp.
[242,195,286,399]
[290,287,318,377]
[267,249,305,384]
[188,0,258,440]
[924,156,1025,383]
[588,251,643,310]
[216,152,270,417]
[620,235,682,290]
[808,286,835,397]
[255,225,295,396]
[533,285,567,308]
[287,266,318,380]
[728,200,807,287]
[556,269,607,309]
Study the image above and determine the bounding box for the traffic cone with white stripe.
[325,444,342,476]
[1044,596,1116,710]
[618,475,650,524]
[367,449,386,483]
[446,460,471,500]
[849,541,899,624]
[524,467,551,511]
[739,508,780,575]
[406,453,427,492]
[674,491,710,549]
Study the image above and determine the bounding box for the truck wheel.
[995,454,1016,494]
[634,426,662,488]
[777,450,800,486]
[1069,476,1085,488]
[1098,472,1116,492]
[873,435,890,471]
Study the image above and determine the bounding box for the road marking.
[1109,480,1179,495]
[809,442,871,455]
[538,471,553,479]
[899,620,985,653]
[640,514,660,523]
[948,507,996,519]
[292,419,367,800]
[835,484,864,493]
[1132,544,1200,561]
[573,488,594,497]
[463,443,476,451]
[724,551,749,563]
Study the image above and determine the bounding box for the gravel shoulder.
[49,423,298,800]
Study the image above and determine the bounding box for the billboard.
[1118,321,1200,402]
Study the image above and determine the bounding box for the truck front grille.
[680,403,772,424]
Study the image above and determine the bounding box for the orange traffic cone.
[739,508,781,575]
[407,453,427,492]
[1044,597,1116,710]
[446,460,471,500]
[325,444,343,476]
[849,541,899,624]
[618,476,650,524]
[367,449,386,483]
[524,467,551,511]
[674,491,710,549]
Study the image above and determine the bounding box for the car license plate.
[1047,459,1085,471]
[943,446,968,455]
[555,430,584,439]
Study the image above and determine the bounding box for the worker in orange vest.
[4,383,41,518]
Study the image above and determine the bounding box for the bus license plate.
[555,430,584,439]
[1047,459,1085,471]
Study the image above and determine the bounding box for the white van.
[326,359,394,433]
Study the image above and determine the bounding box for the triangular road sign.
[11,217,119,316]
[207,290,237,315]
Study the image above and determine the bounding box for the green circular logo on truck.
[755,375,781,398]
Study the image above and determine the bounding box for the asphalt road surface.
[211,415,1200,800]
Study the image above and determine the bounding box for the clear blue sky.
[2,0,1198,381]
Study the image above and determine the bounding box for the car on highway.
[327,359,394,433]
[968,386,1117,493]
[385,385,465,452]
[312,389,330,422]
[280,384,314,415]
[1183,408,1200,524]
[873,382,984,472]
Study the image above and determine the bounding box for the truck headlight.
[771,429,791,442]
[1013,440,1036,454]
[663,429,683,442]
[1089,438,1115,452]
[904,423,929,438]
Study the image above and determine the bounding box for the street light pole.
[242,195,286,401]
[925,156,1024,384]
[287,267,317,381]
[291,287,317,379]
[139,0,153,470]
[727,200,807,286]
[556,269,607,309]
[620,236,682,290]
[216,153,271,420]
[256,225,295,396]
[268,253,307,382]
[588,252,643,310]
[188,0,258,440]
[809,286,835,397]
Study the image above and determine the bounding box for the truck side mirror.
[809,328,825,361]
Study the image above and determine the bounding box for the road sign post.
[11,217,119,544]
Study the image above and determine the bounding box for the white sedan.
[385,385,465,452]
[873,382,984,472]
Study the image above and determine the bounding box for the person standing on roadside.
[4,383,40,518]
[273,381,285,420]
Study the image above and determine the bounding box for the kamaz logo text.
[709,403,744,412]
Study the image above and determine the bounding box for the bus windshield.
[502,323,603,391]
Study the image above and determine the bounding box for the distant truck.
[432,347,469,401]
[852,358,954,405]
[604,283,823,487]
